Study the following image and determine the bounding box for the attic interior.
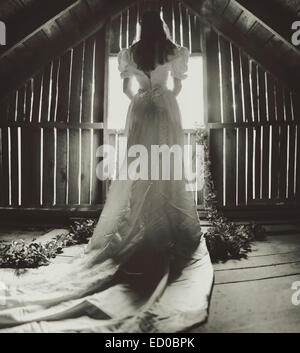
[0,0,299,332]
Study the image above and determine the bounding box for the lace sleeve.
[170,47,189,80]
[118,48,133,79]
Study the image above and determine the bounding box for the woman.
[0,11,213,333]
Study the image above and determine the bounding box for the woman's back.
[118,45,189,90]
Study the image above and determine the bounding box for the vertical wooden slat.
[49,58,60,122]
[128,4,138,46]
[250,61,258,122]
[181,5,190,50]
[80,37,95,204]
[16,85,26,122]
[247,127,254,202]
[20,80,32,205]
[56,51,72,122]
[30,128,41,206]
[0,127,3,205]
[258,67,267,122]
[32,72,43,123]
[283,87,292,122]
[81,129,91,204]
[288,125,296,200]
[231,45,243,122]
[69,43,84,123]
[190,15,201,53]
[138,0,146,19]
[225,128,237,206]
[271,125,280,199]
[42,128,55,206]
[267,74,277,200]
[275,81,285,121]
[173,0,181,45]
[240,53,252,122]
[40,62,52,122]
[6,92,19,206]
[219,36,234,123]
[110,15,121,54]
[68,128,80,205]
[278,124,288,200]
[121,10,128,49]
[261,125,270,199]
[206,29,223,206]
[56,129,68,205]
[296,125,300,202]
[210,129,224,207]
[25,80,33,122]
[257,68,269,199]
[0,127,9,206]
[68,43,84,205]
[0,99,9,206]
[38,61,54,206]
[91,27,107,204]
[266,74,276,122]
[291,92,300,202]
[21,127,32,206]
[91,129,103,204]
[10,127,19,206]
[206,29,221,123]
[291,91,300,122]
[162,0,173,41]
[82,38,94,123]
[237,128,246,205]
[94,28,106,124]
[274,81,287,200]
[254,126,261,199]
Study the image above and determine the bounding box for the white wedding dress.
[0,46,214,333]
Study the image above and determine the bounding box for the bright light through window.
[107,55,205,130]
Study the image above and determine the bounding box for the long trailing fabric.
[0,46,213,333]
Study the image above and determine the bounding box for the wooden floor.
[0,223,300,333]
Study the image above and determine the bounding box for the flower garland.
[0,219,96,270]
[0,129,266,270]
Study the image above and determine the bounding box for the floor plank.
[0,227,299,332]
[214,251,300,271]
[215,262,300,284]
[249,234,300,256]
[194,275,300,333]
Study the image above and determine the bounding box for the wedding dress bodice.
[118,46,189,90]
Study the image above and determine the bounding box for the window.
[107,54,205,130]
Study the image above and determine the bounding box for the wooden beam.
[232,0,300,57]
[183,0,300,90]
[0,0,137,100]
[234,0,299,45]
[0,0,81,60]
[0,0,78,56]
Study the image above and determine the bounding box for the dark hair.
[131,11,177,72]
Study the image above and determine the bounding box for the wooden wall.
[0,27,107,209]
[206,28,300,210]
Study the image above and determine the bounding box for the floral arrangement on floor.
[195,128,266,262]
[0,219,96,270]
[0,128,266,270]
